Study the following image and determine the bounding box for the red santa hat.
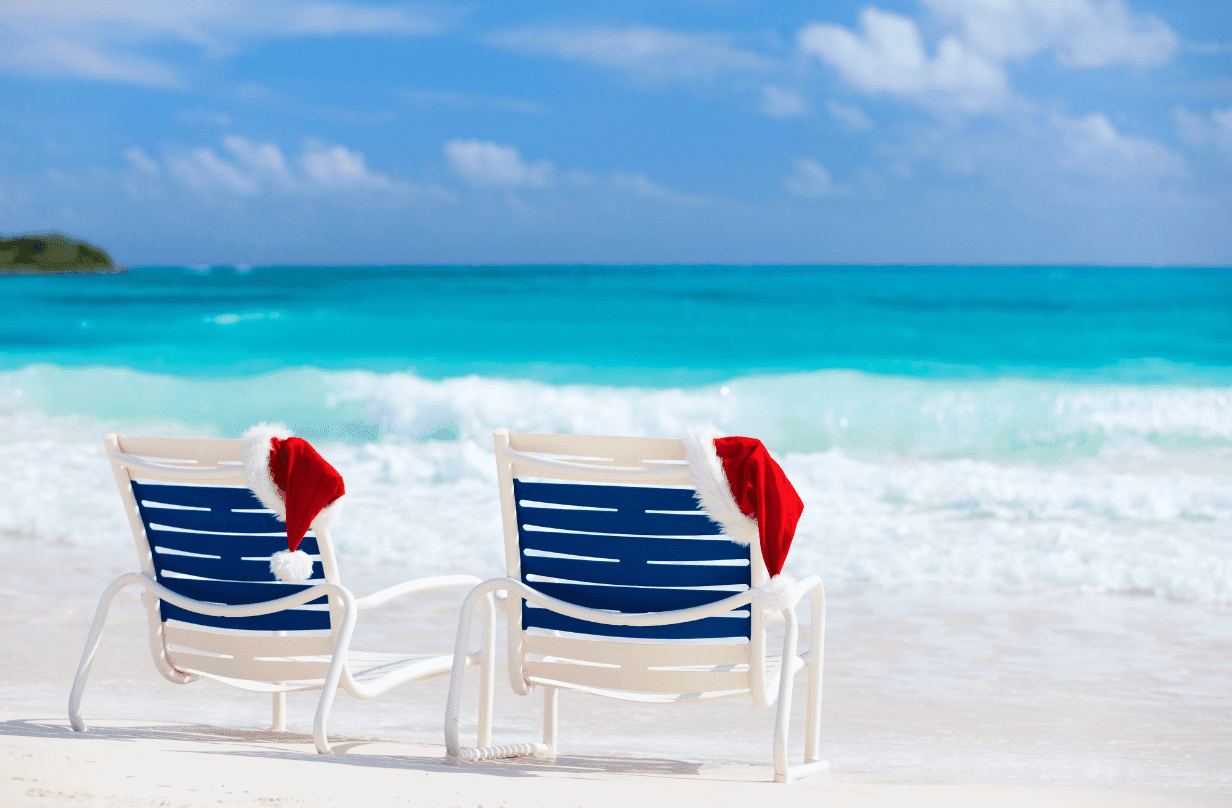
[684,427,804,610]
[242,423,345,583]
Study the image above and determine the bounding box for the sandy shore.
[4,712,1229,808]
[3,541,1231,806]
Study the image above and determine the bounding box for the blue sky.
[1,0,1229,265]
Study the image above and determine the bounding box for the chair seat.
[525,654,805,703]
[179,650,458,693]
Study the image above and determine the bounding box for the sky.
[1,0,1229,266]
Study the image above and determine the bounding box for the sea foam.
[2,365,1229,601]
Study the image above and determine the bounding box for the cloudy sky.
[1,0,1229,265]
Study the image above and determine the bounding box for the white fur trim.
[242,422,292,519]
[270,549,314,583]
[683,425,759,547]
[311,498,344,531]
[750,574,798,612]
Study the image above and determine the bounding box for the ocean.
[4,265,1230,599]
[3,265,1231,788]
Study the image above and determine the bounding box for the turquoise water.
[3,265,1230,600]
[4,265,1231,384]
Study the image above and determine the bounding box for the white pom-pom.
[270,549,314,583]
[751,574,798,612]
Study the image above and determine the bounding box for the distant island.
[0,231,121,274]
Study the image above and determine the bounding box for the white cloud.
[489,26,766,82]
[799,2,1178,116]
[0,32,182,87]
[443,139,553,190]
[1052,112,1187,180]
[826,100,873,131]
[1216,107,1232,145]
[225,136,292,180]
[438,139,713,207]
[160,135,394,196]
[301,141,389,188]
[1174,107,1210,148]
[124,148,161,176]
[1174,105,1232,156]
[610,172,708,205]
[781,158,847,198]
[761,87,808,118]
[167,147,262,196]
[0,0,451,85]
[799,9,1009,113]
[924,0,1178,68]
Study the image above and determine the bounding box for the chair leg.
[477,593,495,748]
[446,583,551,763]
[783,655,830,783]
[773,599,830,784]
[542,686,558,757]
[69,574,142,732]
[772,608,799,783]
[312,592,359,754]
[272,691,287,732]
[804,589,826,764]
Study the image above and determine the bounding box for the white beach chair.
[70,434,494,753]
[444,429,826,783]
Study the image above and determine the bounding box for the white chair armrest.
[486,577,757,627]
[355,575,484,612]
[789,575,824,609]
[137,572,356,617]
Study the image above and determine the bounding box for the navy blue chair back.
[132,481,330,631]
[514,481,751,640]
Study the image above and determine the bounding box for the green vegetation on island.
[0,231,122,274]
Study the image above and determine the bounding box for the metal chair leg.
[69,574,142,732]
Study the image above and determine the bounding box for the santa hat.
[242,423,345,583]
[683,427,804,611]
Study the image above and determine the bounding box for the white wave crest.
[1,365,1229,601]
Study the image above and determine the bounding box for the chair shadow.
[0,718,705,780]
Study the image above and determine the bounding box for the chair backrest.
[107,434,338,686]
[495,429,770,701]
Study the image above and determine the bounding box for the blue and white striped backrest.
[497,430,764,698]
[514,480,752,640]
[132,481,331,632]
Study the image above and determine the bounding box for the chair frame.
[70,433,495,753]
[444,429,826,783]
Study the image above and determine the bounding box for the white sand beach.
[5,713,1229,808]
[4,539,1230,807]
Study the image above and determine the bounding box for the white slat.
[525,659,748,693]
[115,436,244,466]
[507,433,687,465]
[507,453,693,485]
[164,624,334,657]
[524,634,748,668]
[168,651,331,682]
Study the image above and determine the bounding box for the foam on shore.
[2,365,1229,602]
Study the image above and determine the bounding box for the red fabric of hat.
[712,436,804,578]
[267,437,346,553]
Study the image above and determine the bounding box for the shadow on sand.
[0,718,706,780]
